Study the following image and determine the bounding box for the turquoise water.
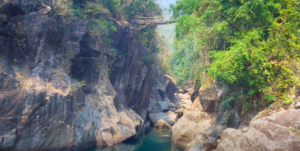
[82,129,184,151]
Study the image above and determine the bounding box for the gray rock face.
[149,111,178,126]
[0,55,144,151]
[148,82,175,113]
[0,1,163,150]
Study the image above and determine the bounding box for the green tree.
[171,0,300,105]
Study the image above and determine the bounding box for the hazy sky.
[156,0,177,9]
[156,0,177,51]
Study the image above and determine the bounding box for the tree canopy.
[170,0,300,105]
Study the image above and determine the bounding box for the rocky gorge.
[1,0,300,151]
[165,82,300,151]
[142,79,300,151]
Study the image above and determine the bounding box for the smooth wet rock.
[215,110,300,151]
[155,119,172,130]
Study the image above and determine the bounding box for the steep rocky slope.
[0,0,176,150]
[171,81,300,151]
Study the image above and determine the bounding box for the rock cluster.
[171,82,300,151]
[216,110,300,151]
[146,75,180,131]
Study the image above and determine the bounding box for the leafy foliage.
[124,0,162,19]
[171,0,300,105]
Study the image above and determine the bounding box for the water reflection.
[83,129,184,151]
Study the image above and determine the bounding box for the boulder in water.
[155,119,172,130]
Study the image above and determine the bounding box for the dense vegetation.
[169,0,300,106]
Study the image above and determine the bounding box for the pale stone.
[155,119,172,130]
[172,111,212,146]
[215,110,300,151]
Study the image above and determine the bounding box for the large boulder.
[149,111,178,126]
[185,102,240,151]
[215,109,300,151]
[190,96,204,111]
[186,135,206,151]
[148,97,175,113]
[147,80,176,115]
[186,134,218,151]
[164,75,179,104]
[171,111,212,146]
[198,84,229,112]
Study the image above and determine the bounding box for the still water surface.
[83,129,184,151]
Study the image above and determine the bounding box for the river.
[82,129,184,151]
